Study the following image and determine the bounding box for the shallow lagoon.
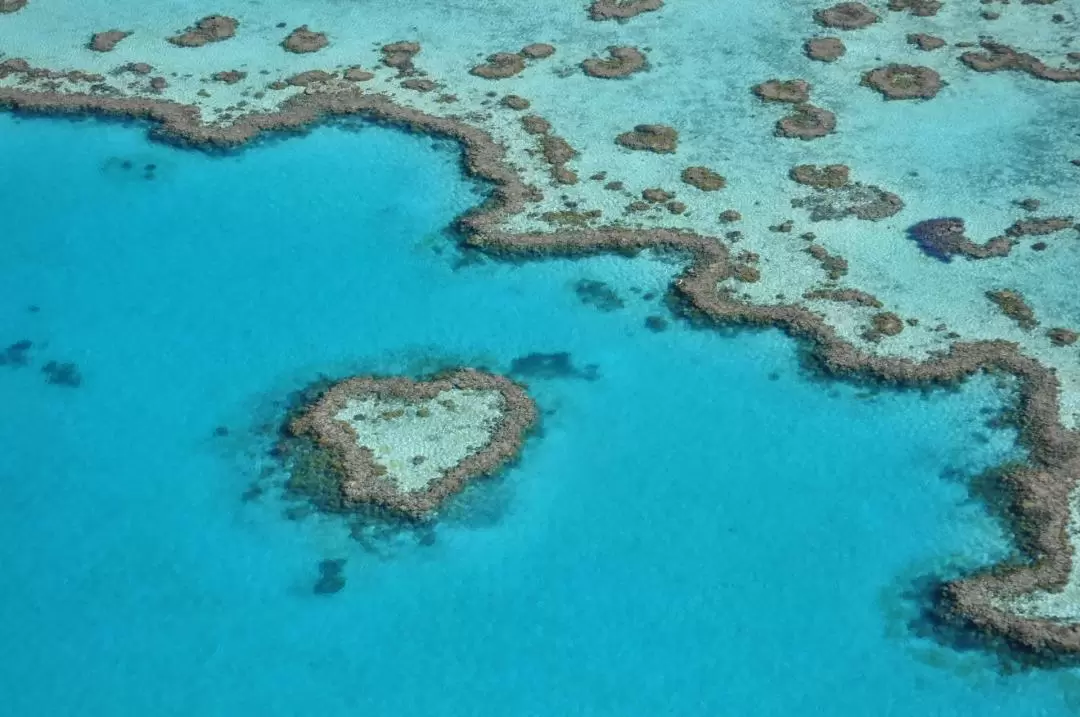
[0,114,1077,715]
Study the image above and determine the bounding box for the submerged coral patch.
[908,218,1011,262]
[582,46,647,78]
[282,26,328,54]
[805,37,846,62]
[287,369,536,518]
[615,124,678,153]
[88,30,131,53]
[588,0,664,21]
[775,103,836,139]
[167,16,238,48]
[862,65,943,100]
[814,2,879,29]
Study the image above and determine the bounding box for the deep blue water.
[1,113,1078,715]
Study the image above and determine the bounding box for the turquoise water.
[0,113,1076,715]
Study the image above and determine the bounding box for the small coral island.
[284,369,537,518]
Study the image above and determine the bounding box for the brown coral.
[681,166,726,191]
[89,30,131,53]
[862,65,943,100]
[775,104,836,139]
[470,53,526,79]
[582,46,647,78]
[212,70,246,84]
[282,26,328,54]
[888,0,942,16]
[382,41,421,75]
[615,124,679,153]
[588,0,664,21]
[789,164,850,189]
[907,33,946,51]
[168,15,238,47]
[961,42,1080,82]
[753,79,811,103]
[520,43,556,59]
[814,2,879,29]
[987,289,1038,330]
[805,37,846,62]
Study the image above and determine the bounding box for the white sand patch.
[333,388,504,492]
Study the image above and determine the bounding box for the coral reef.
[89,30,131,52]
[862,65,943,100]
[888,0,942,16]
[961,42,1080,82]
[908,33,946,51]
[805,37,846,62]
[681,166,726,191]
[510,352,599,381]
[908,218,1012,261]
[803,288,883,308]
[789,164,849,189]
[470,53,526,79]
[986,289,1038,330]
[793,183,903,221]
[313,559,346,594]
[805,244,849,280]
[168,16,238,47]
[282,26,328,54]
[1048,329,1078,347]
[616,124,678,152]
[212,70,246,84]
[776,104,836,139]
[752,79,811,103]
[814,2,879,29]
[343,67,374,82]
[42,360,81,387]
[521,43,555,59]
[4,76,1080,657]
[575,278,625,311]
[382,41,421,75]
[288,369,537,518]
[865,311,905,340]
[588,0,664,21]
[501,94,530,110]
[582,46,647,78]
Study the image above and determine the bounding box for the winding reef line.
[2,85,1079,657]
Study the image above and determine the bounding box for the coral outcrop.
[282,26,328,54]
[814,2,879,29]
[582,46,647,78]
[287,369,537,518]
[862,65,943,100]
[805,37,846,61]
[615,124,678,153]
[588,0,664,21]
[89,30,131,52]
[168,16,238,47]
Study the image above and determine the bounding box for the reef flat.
[3,0,1079,658]
[287,369,536,517]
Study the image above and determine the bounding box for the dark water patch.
[41,360,81,387]
[240,482,264,503]
[313,558,346,595]
[27,305,39,313]
[213,425,230,437]
[509,352,599,381]
[644,315,668,332]
[574,278,625,312]
[0,339,32,367]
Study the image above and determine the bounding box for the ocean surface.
[0,113,1078,715]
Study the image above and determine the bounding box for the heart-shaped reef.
[286,368,537,518]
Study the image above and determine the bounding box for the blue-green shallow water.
[0,113,1076,715]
